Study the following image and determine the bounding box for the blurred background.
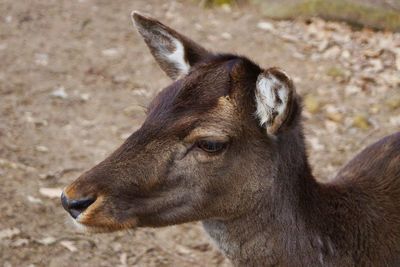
[0,0,399,266]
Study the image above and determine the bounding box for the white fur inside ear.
[255,73,289,128]
[166,37,190,75]
[133,16,190,77]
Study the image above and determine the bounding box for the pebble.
[51,86,68,99]
[322,46,341,59]
[257,21,274,32]
[102,48,119,57]
[35,145,49,153]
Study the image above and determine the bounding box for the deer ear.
[131,11,211,80]
[255,68,296,136]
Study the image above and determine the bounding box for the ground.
[0,0,399,266]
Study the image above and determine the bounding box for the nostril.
[61,192,96,219]
[69,197,96,210]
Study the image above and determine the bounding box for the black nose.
[61,192,96,219]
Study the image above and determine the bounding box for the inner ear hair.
[255,67,295,136]
[131,11,210,80]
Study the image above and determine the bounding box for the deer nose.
[61,192,96,219]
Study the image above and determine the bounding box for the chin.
[70,214,138,234]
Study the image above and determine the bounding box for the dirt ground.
[0,0,399,266]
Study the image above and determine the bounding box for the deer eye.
[197,140,227,153]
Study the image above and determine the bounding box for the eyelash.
[196,140,227,153]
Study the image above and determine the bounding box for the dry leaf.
[37,236,57,245]
[39,187,62,199]
[386,96,400,110]
[60,240,78,252]
[353,115,371,130]
[27,195,43,204]
[11,238,29,247]
[304,95,321,114]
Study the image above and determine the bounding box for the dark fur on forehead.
[147,54,259,120]
[141,54,286,140]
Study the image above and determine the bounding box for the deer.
[61,11,400,266]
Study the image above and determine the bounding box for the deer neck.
[202,135,353,266]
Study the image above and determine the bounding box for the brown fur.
[62,13,400,266]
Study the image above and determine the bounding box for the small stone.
[322,46,341,59]
[123,105,144,116]
[389,115,400,126]
[363,49,382,58]
[325,105,343,123]
[35,145,49,153]
[112,74,129,83]
[119,132,131,140]
[39,173,56,180]
[131,88,152,98]
[325,120,338,132]
[257,21,274,32]
[191,243,211,252]
[326,111,343,123]
[369,105,380,114]
[112,242,122,252]
[102,48,119,57]
[317,40,329,52]
[345,85,362,96]
[308,137,324,151]
[395,48,400,71]
[341,50,351,59]
[119,253,127,267]
[194,23,202,31]
[80,93,91,101]
[176,245,191,255]
[51,86,68,99]
[220,4,231,13]
[0,43,8,50]
[368,59,383,72]
[221,32,232,40]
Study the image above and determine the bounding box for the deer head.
[61,12,302,233]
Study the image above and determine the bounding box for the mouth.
[62,194,138,233]
[69,212,139,233]
[70,218,137,233]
